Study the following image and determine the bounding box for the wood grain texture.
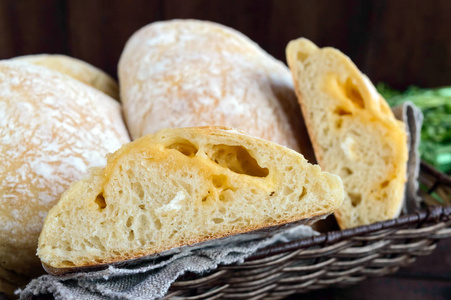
[66,0,161,77]
[0,0,450,88]
[362,0,451,89]
[0,0,66,59]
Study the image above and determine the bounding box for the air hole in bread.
[334,107,352,116]
[139,204,145,210]
[296,50,310,62]
[342,167,353,176]
[381,180,390,188]
[213,218,224,224]
[344,78,365,109]
[335,118,343,129]
[231,217,243,224]
[61,260,75,267]
[209,145,269,177]
[126,216,133,227]
[128,230,135,241]
[282,186,294,196]
[91,236,106,251]
[349,192,362,207]
[212,174,228,188]
[131,182,144,198]
[167,140,198,157]
[299,187,307,200]
[94,193,107,210]
[220,189,234,202]
[154,218,162,230]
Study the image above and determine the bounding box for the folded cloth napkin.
[18,103,423,300]
[392,101,424,213]
[18,224,319,300]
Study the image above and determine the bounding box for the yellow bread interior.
[286,38,408,229]
[38,127,344,271]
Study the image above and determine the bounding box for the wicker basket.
[163,162,451,300]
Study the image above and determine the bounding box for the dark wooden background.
[1,0,451,89]
[1,0,450,299]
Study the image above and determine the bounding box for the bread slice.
[38,127,344,273]
[11,54,119,100]
[286,38,408,229]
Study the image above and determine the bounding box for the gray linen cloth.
[392,102,424,213]
[18,224,319,300]
[18,103,423,300]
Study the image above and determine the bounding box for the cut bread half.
[38,127,343,273]
[286,38,408,229]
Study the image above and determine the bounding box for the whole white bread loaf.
[0,61,130,284]
[118,19,313,159]
[38,127,344,274]
[11,54,119,100]
[286,38,408,229]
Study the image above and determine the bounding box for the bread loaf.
[286,38,408,229]
[38,127,344,273]
[119,20,314,159]
[0,61,130,285]
[11,54,119,100]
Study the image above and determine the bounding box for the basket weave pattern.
[164,163,451,299]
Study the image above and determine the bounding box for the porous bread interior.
[286,38,408,229]
[38,127,344,270]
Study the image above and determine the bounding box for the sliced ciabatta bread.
[38,127,344,273]
[286,38,408,229]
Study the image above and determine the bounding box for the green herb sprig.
[377,83,451,174]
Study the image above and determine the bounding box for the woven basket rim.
[248,161,451,261]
